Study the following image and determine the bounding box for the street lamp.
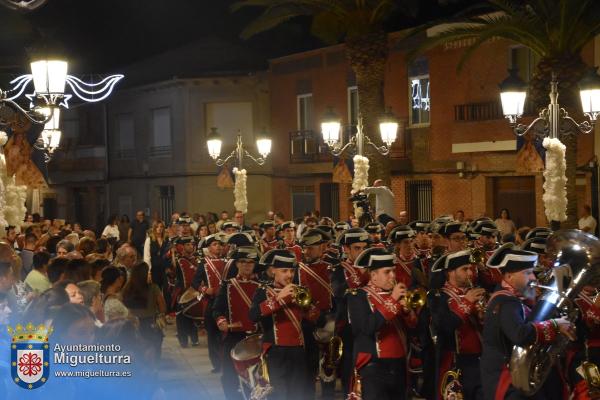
[206,128,272,168]
[320,107,399,157]
[499,67,600,224]
[499,69,600,138]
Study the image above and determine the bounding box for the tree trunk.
[345,31,390,187]
[529,56,587,229]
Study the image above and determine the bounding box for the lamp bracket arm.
[511,115,547,137]
[243,150,266,166]
[330,136,356,157]
[561,115,595,135]
[364,134,391,156]
[215,150,236,167]
[0,99,51,125]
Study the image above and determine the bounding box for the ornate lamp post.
[499,68,600,223]
[206,128,272,214]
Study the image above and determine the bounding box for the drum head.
[231,334,262,361]
[179,287,200,304]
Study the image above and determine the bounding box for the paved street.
[157,325,225,400]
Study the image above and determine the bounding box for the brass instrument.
[294,285,312,308]
[466,278,487,313]
[405,287,427,309]
[582,361,600,394]
[468,245,486,265]
[318,335,344,383]
[440,369,464,400]
[510,230,600,395]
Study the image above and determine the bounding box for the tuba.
[441,369,464,400]
[469,245,486,265]
[405,287,427,309]
[510,230,600,395]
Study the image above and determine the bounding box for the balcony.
[289,130,332,163]
[454,101,503,122]
[149,145,172,158]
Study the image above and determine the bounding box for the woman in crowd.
[102,214,121,243]
[121,262,166,356]
[77,279,104,324]
[207,222,217,235]
[118,214,130,243]
[100,266,128,320]
[196,224,209,240]
[144,220,170,289]
[494,208,516,237]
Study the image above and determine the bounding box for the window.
[158,186,175,223]
[347,86,359,126]
[405,180,433,221]
[297,94,313,131]
[151,107,172,157]
[509,46,540,83]
[116,114,135,158]
[408,58,430,127]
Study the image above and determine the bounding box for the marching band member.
[481,243,574,400]
[174,236,201,348]
[410,220,432,259]
[330,228,370,396]
[192,234,228,372]
[222,221,242,235]
[260,220,280,253]
[334,222,351,240]
[249,249,320,400]
[470,219,501,291]
[520,237,551,283]
[430,250,485,400]
[213,246,261,400]
[364,222,386,248]
[388,225,421,288]
[280,221,303,262]
[347,247,418,400]
[296,228,335,399]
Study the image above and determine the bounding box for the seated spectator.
[47,257,69,284]
[101,266,129,321]
[55,280,84,304]
[56,239,75,258]
[24,251,52,294]
[77,279,104,324]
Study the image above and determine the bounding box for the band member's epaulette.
[345,288,358,296]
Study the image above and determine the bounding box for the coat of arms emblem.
[7,323,52,389]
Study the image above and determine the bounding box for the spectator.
[102,214,120,242]
[122,262,166,356]
[129,210,150,257]
[56,239,75,258]
[118,214,130,243]
[47,257,69,284]
[22,287,69,325]
[398,211,408,225]
[363,179,395,217]
[216,210,229,230]
[495,208,516,237]
[55,280,84,304]
[233,210,251,231]
[90,259,110,282]
[101,266,129,321]
[52,303,96,344]
[196,225,209,240]
[114,244,137,275]
[19,233,36,279]
[207,222,217,235]
[77,236,96,257]
[77,279,103,324]
[24,251,52,294]
[515,226,531,246]
[579,204,597,234]
[94,238,113,261]
[454,210,465,222]
[143,221,169,289]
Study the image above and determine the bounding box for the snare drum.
[231,334,262,384]
[177,287,207,321]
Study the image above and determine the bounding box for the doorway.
[491,176,536,228]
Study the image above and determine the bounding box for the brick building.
[268,32,600,228]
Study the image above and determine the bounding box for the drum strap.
[579,292,594,306]
[265,287,303,337]
[231,278,253,308]
[205,258,222,285]
[222,259,234,280]
[298,262,333,296]
[341,261,363,288]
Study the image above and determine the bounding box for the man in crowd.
[129,210,149,257]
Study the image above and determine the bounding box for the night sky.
[0,0,473,79]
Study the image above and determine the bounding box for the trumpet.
[293,285,312,308]
[468,245,486,265]
[393,280,427,309]
[466,278,487,312]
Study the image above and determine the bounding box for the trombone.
[393,279,427,309]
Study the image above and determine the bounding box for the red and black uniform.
[481,283,563,400]
[570,291,600,400]
[432,282,483,400]
[249,283,320,400]
[283,239,303,262]
[261,236,280,253]
[193,255,236,371]
[472,242,501,291]
[296,260,334,398]
[174,253,201,347]
[213,276,260,400]
[347,283,418,400]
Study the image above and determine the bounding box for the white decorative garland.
[351,155,370,218]
[232,167,248,214]
[542,137,567,222]
[352,155,369,194]
[0,132,8,233]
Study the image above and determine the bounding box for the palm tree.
[232,0,419,187]
[409,0,600,228]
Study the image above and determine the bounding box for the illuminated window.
[408,58,430,127]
